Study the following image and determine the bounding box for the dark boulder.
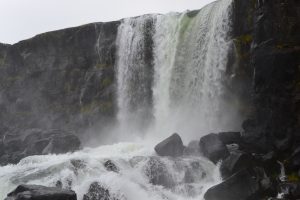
[199,133,229,163]
[218,132,241,145]
[5,184,76,200]
[220,151,254,179]
[204,169,261,200]
[104,160,119,173]
[83,182,119,200]
[154,133,184,157]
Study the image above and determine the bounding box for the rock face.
[204,169,261,200]
[199,133,229,163]
[5,184,77,200]
[0,21,120,147]
[154,133,184,157]
[203,1,300,199]
[0,129,80,165]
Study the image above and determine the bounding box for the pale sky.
[0,0,215,44]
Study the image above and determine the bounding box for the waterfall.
[0,0,237,199]
[115,15,155,136]
[115,0,238,142]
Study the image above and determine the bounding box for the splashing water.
[0,143,221,200]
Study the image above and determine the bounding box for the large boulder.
[5,184,76,200]
[199,133,229,163]
[220,151,253,179]
[218,132,241,145]
[154,133,184,157]
[204,169,261,200]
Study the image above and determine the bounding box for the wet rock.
[218,132,241,145]
[220,151,253,179]
[226,144,239,153]
[104,160,119,173]
[144,157,174,188]
[154,133,184,157]
[83,182,120,200]
[5,184,76,200]
[199,133,229,163]
[204,169,261,200]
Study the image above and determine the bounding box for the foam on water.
[0,143,221,200]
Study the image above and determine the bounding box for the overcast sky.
[0,0,215,44]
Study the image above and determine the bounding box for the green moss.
[179,14,194,38]
[99,101,113,113]
[80,102,96,113]
[287,172,300,182]
[0,53,6,66]
[6,75,21,83]
[236,34,253,45]
[80,100,113,114]
[101,77,113,87]
[95,63,110,69]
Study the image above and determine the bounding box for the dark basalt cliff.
[232,0,300,155]
[0,21,120,136]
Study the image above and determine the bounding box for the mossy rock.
[101,77,113,87]
[95,63,110,69]
[287,172,300,182]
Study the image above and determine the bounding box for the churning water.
[0,0,237,199]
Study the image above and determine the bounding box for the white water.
[0,0,238,199]
[115,0,239,144]
[152,0,237,142]
[0,143,221,200]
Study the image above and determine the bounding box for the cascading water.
[0,143,221,200]
[114,0,239,142]
[0,0,237,199]
[116,15,155,136]
[152,0,238,142]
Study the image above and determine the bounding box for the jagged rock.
[204,169,261,200]
[220,151,253,179]
[83,182,120,200]
[154,133,184,157]
[199,133,229,163]
[104,160,119,173]
[218,132,241,145]
[144,157,174,188]
[5,184,76,200]
[226,144,239,153]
